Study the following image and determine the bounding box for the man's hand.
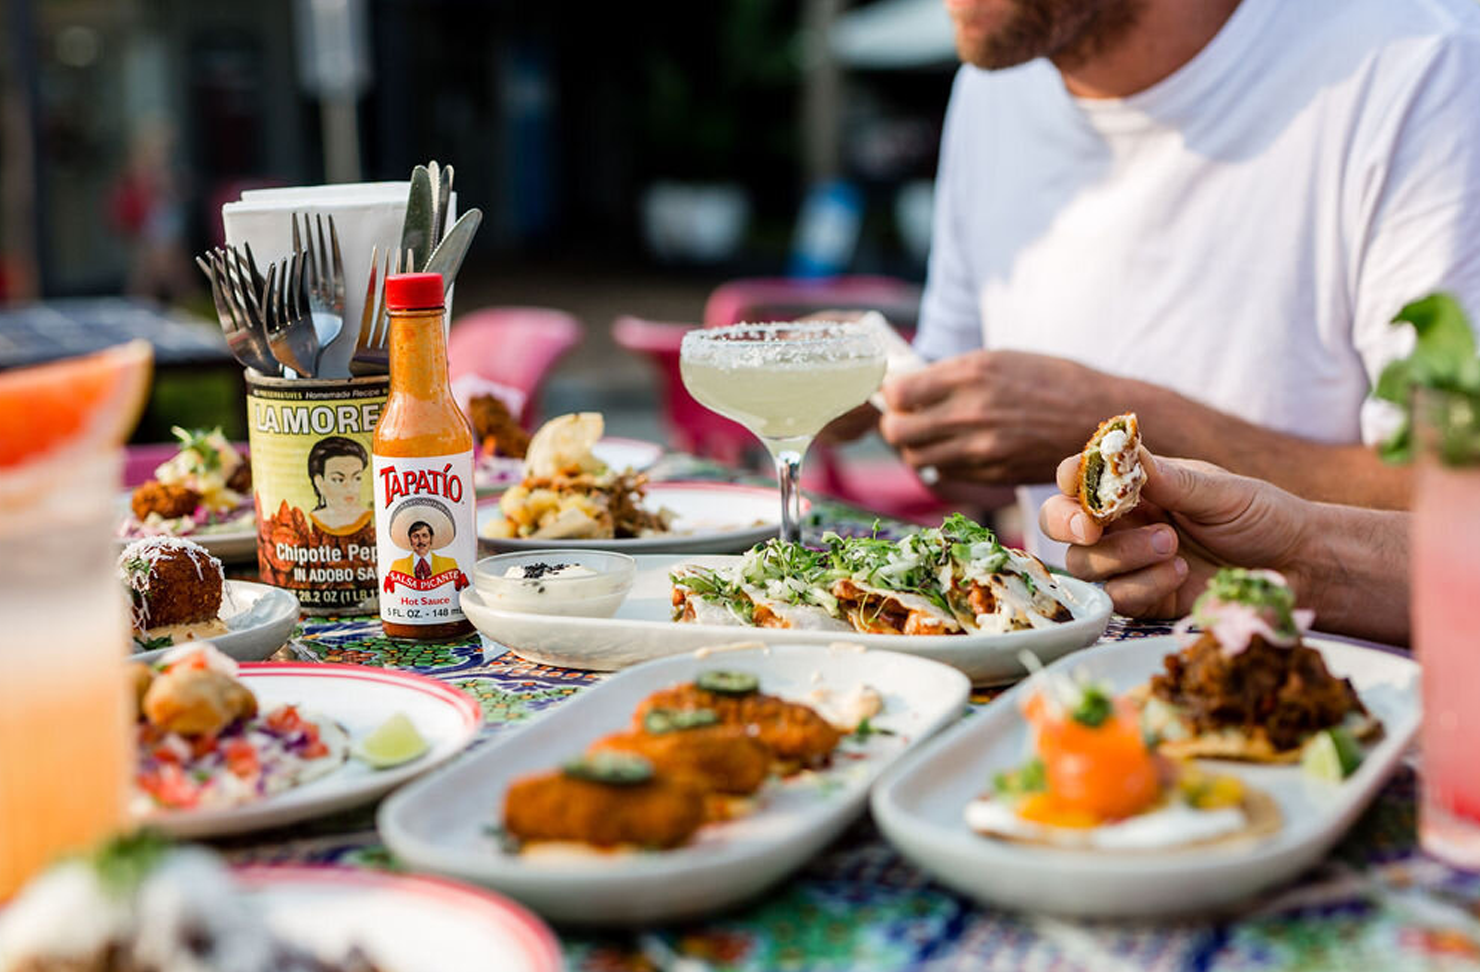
[878,350,1120,484]
[1037,450,1314,618]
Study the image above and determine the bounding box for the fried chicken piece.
[589,725,772,796]
[120,537,224,632]
[142,664,258,738]
[470,395,530,459]
[502,772,704,849]
[634,686,842,769]
[131,480,202,521]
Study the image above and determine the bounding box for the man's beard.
[954,0,1144,71]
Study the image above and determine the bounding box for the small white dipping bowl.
[472,550,637,619]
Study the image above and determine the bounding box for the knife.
[400,165,435,271]
[424,208,482,290]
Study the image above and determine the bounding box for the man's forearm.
[1112,376,1412,509]
[1290,503,1411,646]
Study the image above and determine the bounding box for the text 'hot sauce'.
[371,272,475,640]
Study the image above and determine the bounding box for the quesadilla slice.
[671,565,756,627]
[935,514,1076,633]
[830,578,961,635]
[1078,412,1146,525]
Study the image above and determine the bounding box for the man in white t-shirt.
[877,0,1480,560]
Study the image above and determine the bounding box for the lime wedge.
[354,713,429,769]
[1302,728,1363,782]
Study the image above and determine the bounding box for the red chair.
[448,307,583,424]
[610,316,759,467]
[704,274,922,330]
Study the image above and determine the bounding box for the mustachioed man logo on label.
[383,499,470,594]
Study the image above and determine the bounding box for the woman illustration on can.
[307,436,373,535]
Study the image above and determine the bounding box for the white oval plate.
[379,643,970,926]
[461,554,1111,683]
[237,866,562,972]
[140,663,482,839]
[115,492,258,562]
[133,580,300,666]
[477,482,795,554]
[475,436,665,492]
[871,635,1420,919]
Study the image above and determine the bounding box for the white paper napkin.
[222,182,457,377]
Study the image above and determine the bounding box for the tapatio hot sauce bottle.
[371,272,476,640]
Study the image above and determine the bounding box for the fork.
[195,249,279,376]
[350,246,414,376]
[292,212,349,376]
[263,252,320,377]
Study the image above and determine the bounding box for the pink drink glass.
[1415,389,1480,867]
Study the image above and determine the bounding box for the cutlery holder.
[245,370,389,614]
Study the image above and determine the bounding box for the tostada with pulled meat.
[1132,568,1382,763]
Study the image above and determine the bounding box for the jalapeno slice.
[643,708,720,735]
[695,669,760,696]
[562,751,654,785]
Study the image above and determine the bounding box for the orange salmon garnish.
[1025,691,1161,822]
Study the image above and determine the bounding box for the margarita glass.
[680,322,885,542]
[1415,387,1480,867]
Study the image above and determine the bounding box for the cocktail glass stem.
[771,444,807,543]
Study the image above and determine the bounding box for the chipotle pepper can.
[244,371,388,614]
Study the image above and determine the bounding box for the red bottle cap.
[384,272,445,310]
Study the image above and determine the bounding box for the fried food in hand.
[502,772,704,849]
[142,663,258,738]
[635,686,842,770]
[590,723,771,796]
[131,480,203,521]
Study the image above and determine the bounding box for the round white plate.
[475,436,665,492]
[461,554,1112,683]
[140,663,482,839]
[477,481,794,554]
[871,636,1421,918]
[115,492,258,562]
[237,866,561,972]
[133,580,300,666]
[379,643,970,925]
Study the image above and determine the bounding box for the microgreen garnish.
[851,717,896,741]
[1195,568,1299,637]
[1070,685,1113,728]
[993,758,1046,797]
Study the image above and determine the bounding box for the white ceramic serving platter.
[475,436,665,492]
[236,866,562,972]
[462,554,1112,684]
[477,481,796,554]
[871,635,1420,919]
[115,493,258,561]
[133,580,300,666]
[141,663,482,839]
[379,643,971,925]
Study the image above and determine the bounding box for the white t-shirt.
[915,0,1480,562]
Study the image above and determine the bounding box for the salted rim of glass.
[680,321,883,365]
